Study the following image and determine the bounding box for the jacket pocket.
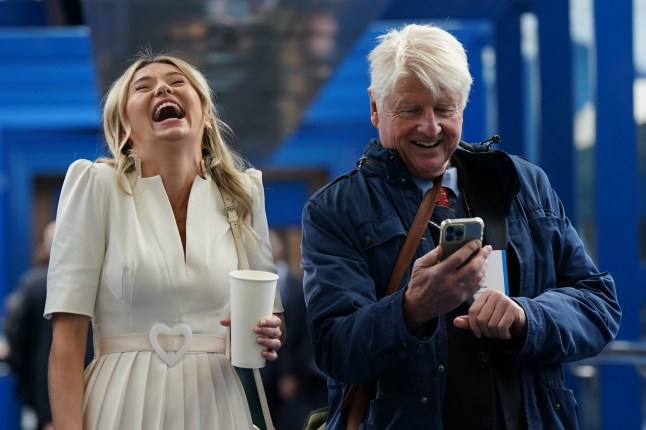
[525,216,567,295]
[355,215,407,294]
[356,214,406,251]
[533,364,579,429]
[536,386,578,429]
[366,384,441,429]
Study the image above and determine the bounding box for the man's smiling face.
[370,74,464,180]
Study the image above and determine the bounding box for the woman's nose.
[155,83,173,96]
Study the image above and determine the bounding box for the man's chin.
[411,167,444,180]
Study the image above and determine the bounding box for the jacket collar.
[451,144,521,211]
[358,138,521,214]
[359,139,417,185]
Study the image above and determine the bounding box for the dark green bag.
[302,407,328,430]
[236,367,269,430]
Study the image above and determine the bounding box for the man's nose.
[418,111,441,135]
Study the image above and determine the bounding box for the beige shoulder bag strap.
[222,190,275,430]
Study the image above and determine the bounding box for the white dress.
[44,159,283,430]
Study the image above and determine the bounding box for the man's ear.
[368,89,378,128]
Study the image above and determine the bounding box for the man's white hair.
[368,23,473,109]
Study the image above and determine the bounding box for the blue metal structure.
[0,25,102,429]
[593,1,642,428]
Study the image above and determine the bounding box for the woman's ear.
[121,140,131,154]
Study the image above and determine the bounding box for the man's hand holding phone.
[403,226,492,332]
[438,217,484,262]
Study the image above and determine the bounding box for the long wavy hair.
[99,52,255,233]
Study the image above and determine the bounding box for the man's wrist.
[402,291,426,332]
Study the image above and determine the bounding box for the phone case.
[438,217,484,258]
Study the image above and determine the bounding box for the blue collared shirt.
[412,166,459,201]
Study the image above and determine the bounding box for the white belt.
[96,323,226,367]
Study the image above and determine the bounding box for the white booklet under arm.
[473,249,509,301]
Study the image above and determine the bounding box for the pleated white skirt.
[83,352,254,430]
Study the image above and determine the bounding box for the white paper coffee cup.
[229,269,279,368]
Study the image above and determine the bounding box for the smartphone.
[438,217,484,259]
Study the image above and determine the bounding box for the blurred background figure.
[1,221,93,430]
[43,0,84,25]
[262,229,327,430]
[1,221,56,430]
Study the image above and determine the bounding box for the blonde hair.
[99,52,255,231]
[368,23,472,110]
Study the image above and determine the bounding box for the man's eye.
[398,108,420,116]
[436,108,456,118]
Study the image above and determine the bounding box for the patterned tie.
[430,187,455,244]
[436,187,450,207]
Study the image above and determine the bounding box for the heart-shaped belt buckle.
[149,323,192,367]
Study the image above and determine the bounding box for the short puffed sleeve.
[44,159,112,319]
[244,168,284,313]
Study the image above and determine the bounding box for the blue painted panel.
[0,27,94,59]
[0,28,101,126]
[2,63,98,84]
[0,108,100,128]
[264,179,312,227]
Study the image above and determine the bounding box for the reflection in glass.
[570,0,597,259]
[80,0,389,162]
[635,0,646,262]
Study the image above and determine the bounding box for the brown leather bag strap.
[345,382,376,430]
[346,174,444,430]
[385,177,443,295]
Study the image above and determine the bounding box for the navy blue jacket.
[301,140,621,429]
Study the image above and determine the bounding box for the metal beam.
[535,0,575,218]
[494,7,526,157]
[380,0,526,20]
[594,0,640,428]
